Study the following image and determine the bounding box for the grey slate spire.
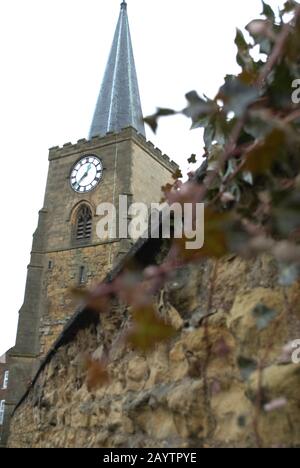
[89,1,146,138]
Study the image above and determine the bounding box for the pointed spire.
[89,1,145,139]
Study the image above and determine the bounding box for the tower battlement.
[49,127,178,173]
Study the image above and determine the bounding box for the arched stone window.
[75,205,92,242]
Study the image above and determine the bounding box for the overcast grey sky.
[0,0,284,355]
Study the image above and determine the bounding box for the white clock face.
[70,155,103,193]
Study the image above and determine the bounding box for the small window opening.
[0,400,5,425]
[79,266,86,285]
[2,371,9,390]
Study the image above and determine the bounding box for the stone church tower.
[3,1,176,445]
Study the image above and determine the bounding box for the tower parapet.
[48,127,178,174]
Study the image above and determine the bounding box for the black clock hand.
[78,172,88,184]
[78,164,92,184]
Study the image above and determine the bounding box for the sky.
[0,0,285,356]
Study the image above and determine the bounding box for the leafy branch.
[74,3,300,449]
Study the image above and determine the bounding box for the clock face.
[70,155,103,193]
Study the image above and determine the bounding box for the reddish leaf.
[126,305,177,351]
[174,208,231,262]
[85,356,109,391]
[244,129,286,174]
[172,168,183,180]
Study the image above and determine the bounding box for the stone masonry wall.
[8,255,300,448]
[40,242,118,355]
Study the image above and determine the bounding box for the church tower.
[3,1,176,444]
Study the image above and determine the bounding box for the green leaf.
[281,0,298,15]
[235,29,255,72]
[246,19,273,55]
[259,37,273,55]
[267,62,296,109]
[261,1,276,22]
[207,143,224,171]
[188,154,197,164]
[237,356,258,381]
[143,116,158,133]
[155,107,176,117]
[244,111,274,139]
[191,115,211,131]
[203,112,235,149]
[185,90,204,105]
[183,91,217,127]
[284,5,300,61]
[144,108,176,133]
[252,303,278,330]
[218,75,259,117]
[235,28,249,51]
[204,122,215,148]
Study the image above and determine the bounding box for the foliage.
[147,0,300,283]
[77,1,300,446]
